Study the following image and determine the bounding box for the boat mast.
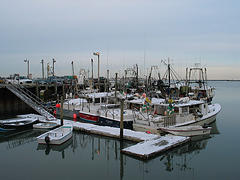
[168,58,171,96]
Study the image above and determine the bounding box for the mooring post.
[60,96,63,126]
[54,82,58,99]
[120,99,124,140]
[36,82,39,98]
[62,84,65,100]
[115,73,118,103]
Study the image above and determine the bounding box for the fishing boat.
[183,65,215,103]
[55,98,88,120]
[159,125,212,137]
[0,118,38,132]
[132,97,221,134]
[37,125,73,145]
[98,104,133,129]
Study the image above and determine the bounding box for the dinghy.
[33,122,59,130]
[159,125,212,137]
[0,118,38,132]
[37,125,73,145]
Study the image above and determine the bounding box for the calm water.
[0,81,239,180]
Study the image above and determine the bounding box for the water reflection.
[0,121,220,180]
[37,138,73,158]
[0,129,43,150]
[152,121,220,173]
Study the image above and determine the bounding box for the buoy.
[73,113,77,119]
[56,104,61,108]
[146,131,151,134]
[53,110,56,114]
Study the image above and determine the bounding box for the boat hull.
[0,119,38,132]
[99,116,133,129]
[56,109,79,120]
[159,127,212,136]
[33,122,59,130]
[79,112,99,123]
[134,104,221,134]
[38,131,72,145]
[37,126,73,145]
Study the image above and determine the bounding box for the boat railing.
[132,108,148,122]
[163,114,176,127]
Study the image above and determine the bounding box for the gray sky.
[1,0,240,79]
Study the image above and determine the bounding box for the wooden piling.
[60,96,63,126]
[36,82,39,98]
[62,84,65,100]
[115,73,118,103]
[120,99,124,140]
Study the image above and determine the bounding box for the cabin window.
[155,105,168,115]
[189,105,200,114]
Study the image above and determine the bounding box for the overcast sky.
[0,0,240,79]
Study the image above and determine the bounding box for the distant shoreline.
[207,80,240,81]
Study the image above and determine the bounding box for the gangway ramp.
[6,84,55,121]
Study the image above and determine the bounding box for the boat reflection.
[0,120,220,179]
[0,129,43,150]
[154,121,220,172]
[37,138,73,158]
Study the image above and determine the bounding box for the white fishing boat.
[37,125,73,145]
[131,97,221,134]
[159,125,212,137]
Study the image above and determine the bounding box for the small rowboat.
[33,122,59,130]
[159,125,212,137]
[0,118,38,132]
[37,125,73,145]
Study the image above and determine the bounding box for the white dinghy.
[37,125,73,145]
[159,125,212,137]
[33,122,59,130]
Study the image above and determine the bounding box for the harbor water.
[0,81,239,180]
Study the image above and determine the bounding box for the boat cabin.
[153,100,207,117]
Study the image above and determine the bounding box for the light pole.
[52,58,56,76]
[40,59,44,79]
[24,59,30,78]
[93,52,100,90]
[71,61,75,76]
[91,58,94,90]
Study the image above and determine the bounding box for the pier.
[28,114,190,160]
[64,119,190,159]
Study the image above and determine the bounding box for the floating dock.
[23,114,191,159]
[66,120,158,142]
[121,135,190,160]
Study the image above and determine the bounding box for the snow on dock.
[66,120,158,142]
[22,114,158,142]
[121,135,190,160]
[22,114,190,159]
